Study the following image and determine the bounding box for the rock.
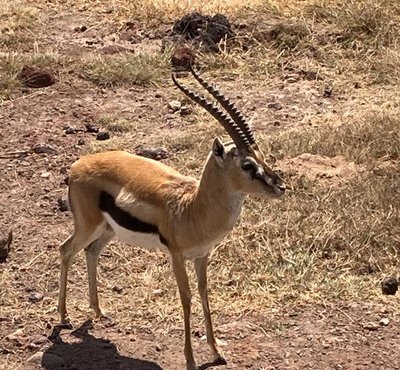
[136,147,169,160]
[27,352,64,367]
[40,172,51,178]
[18,65,56,88]
[168,100,182,112]
[77,138,85,145]
[74,25,87,32]
[379,318,390,326]
[267,102,283,110]
[180,106,192,116]
[32,143,56,154]
[85,122,99,133]
[0,229,12,262]
[381,276,398,295]
[96,131,110,141]
[64,126,76,134]
[172,13,234,50]
[363,322,379,331]
[112,286,123,294]
[171,47,196,71]
[28,291,44,303]
[57,198,69,212]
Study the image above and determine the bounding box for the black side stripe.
[99,191,168,247]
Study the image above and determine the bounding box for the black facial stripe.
[99,191,168,247]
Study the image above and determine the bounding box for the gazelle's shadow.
[44,320,163,370]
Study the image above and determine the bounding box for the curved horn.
[189,65,255,145]
[172,74,250,150]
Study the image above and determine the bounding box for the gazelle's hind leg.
[85,226,115,319]
[58,183,106,324]
[58,222,107,323]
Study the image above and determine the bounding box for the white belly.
[103,213,168,252]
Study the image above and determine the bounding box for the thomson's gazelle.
[58,66,286,370]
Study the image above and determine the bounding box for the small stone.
[28,291,44,303]
[57,198,69,212]
[74,25,87,32]
[40,172,51,178]
[85,123,99,133]
[32,143,56,154]
[267,102,283,110]
[112,286,123,294]
[64,126,76,134]
[286,77,298,83]
[77,138,85,145]
[152,288,163,296]
[136,147,168,160]
[180,106,192,116]
[379,318,390,326]
[363,322,379,331]
[381,276,398,295]
[96,131,110,141]
[168,100,181,112]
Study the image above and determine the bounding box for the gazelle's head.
[172,65,286,198]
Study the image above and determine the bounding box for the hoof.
[59,321,73,330]
[214,356,227,366]
[96,313,116,328]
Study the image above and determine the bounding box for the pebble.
[40,172,51,178]
[267,102,283,110]
[168,100,181,112]
[96,131,110,141]
[28,291,44,303]
[379,318,390,326]
[32,143,56,154]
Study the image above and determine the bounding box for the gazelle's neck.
[177,155,245,253]
[195,154,244,210]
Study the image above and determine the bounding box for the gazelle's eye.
[241,162,254,171]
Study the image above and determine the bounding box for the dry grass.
[0,0,38,46]
[80,53,170,87]
[1,2,400,367]
[269,112,400,163]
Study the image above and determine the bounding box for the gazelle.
[58,65,285,370]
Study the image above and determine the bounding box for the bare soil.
[1,4,400,370]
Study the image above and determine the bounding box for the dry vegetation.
[1,0,400,369]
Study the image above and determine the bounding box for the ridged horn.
[172,73,250,150]
[189,65,255,145]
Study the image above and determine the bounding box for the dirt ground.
[1,3,400,370]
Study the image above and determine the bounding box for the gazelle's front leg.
[170,251,196,370]
[194,254,226,365]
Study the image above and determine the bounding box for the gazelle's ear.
[212,137,227,167]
